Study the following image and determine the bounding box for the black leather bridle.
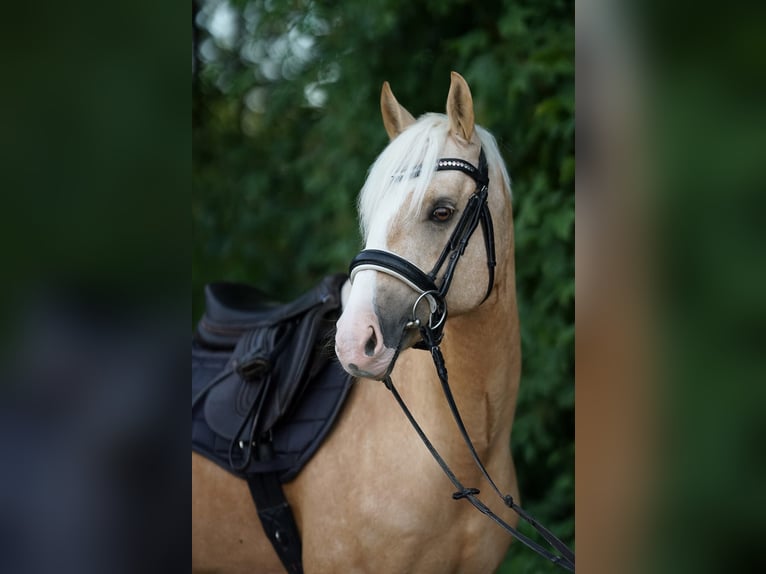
[346,147,576,571]
[349,148,495,346]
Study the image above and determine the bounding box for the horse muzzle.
[335,270,399,380]
[335,311,397,380]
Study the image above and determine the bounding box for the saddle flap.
[203,329,271,440]
[260,313,334,432]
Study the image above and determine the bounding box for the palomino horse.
[193,72,525,573]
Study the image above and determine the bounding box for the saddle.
[192,273,353,574]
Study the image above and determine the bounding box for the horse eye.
[431,206,455,222]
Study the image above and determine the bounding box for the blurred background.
[193,0,574,572]
[577,1,766,573]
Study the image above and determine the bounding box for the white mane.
[358,113,511,239]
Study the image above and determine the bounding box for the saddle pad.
[192,343,353,482]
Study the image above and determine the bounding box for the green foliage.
[193,0,573,569]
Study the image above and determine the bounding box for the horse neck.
[445,263,520,446]
[394,245,521,461]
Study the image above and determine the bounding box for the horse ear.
[380,81,415,140]
[446,71,475,142]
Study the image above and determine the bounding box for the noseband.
[349,148,495,345]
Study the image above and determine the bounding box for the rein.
[384,326,576,572]
[348,148,576,572]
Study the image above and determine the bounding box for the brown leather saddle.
[192,273,352,574]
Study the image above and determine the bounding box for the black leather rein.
[382,338,576,572]
[347,147,576,571]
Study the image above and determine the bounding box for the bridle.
[349,148,495,346]
[346,147,576,572]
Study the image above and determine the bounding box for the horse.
[193,72,523,573]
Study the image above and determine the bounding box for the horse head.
[335,72,512,380]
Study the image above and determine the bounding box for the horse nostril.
[364,327,377,357]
